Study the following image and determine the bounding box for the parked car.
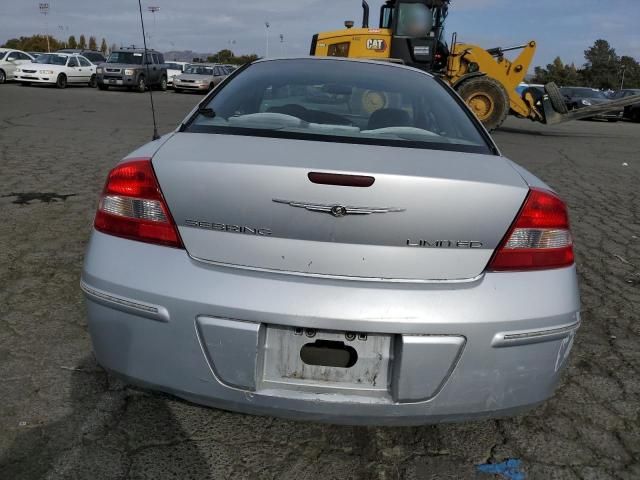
[165,61,189,87]
[0,49,35,84]
[83,57,580,426]
[610,89,640,122]
[97,48,167,92]
[57,48,106,65]
[15,53,97,88]
[173,63,227,93]
[560,87,623,122]
[27,51,45,60]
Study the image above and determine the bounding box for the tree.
[88,36,97,51]
[68,35,77,49]
[619,55,640,89]
[206,49,260,65]
[581,39,620,89]
[532,57,582,86]
[1,35,64,52]
[79,34,87,49]
[100,38,108,55]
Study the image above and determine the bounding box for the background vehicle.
[15,53,96,89]
[57,49,106,65]
[311,0,639,130]
[173,63,227,93]
[611,89,640,122]
[165,61,188,87]
[0,49,35,84]
[97,48,167,92]
[560,87,623,122]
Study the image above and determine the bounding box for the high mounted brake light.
[94,158,183,248]
[488,188,574,271]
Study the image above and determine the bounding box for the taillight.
[488,188,574,271]
[94,158,183,248]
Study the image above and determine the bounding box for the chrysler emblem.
[330,205,348,217]
[273,199,405,217]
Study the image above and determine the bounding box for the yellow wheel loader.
[311,1,640,130]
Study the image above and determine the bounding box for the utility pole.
[39,3,50,52]
[265,22,270,58]
[280,34,284,57]
[620,65,627,90]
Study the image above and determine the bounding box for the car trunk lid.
[152,132,529,281]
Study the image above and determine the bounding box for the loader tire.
[545,82,568,114]
[456,76,509,131]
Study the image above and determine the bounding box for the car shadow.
[496,125,621,138]
[0,354,211,480]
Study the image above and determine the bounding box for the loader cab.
[380,0,450,71]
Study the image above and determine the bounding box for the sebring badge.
[273,199,405,217]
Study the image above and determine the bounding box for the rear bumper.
[82,231,581,425]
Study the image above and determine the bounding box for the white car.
[0,49,35,84]
[15,53,97,89]
[165,61,189,87]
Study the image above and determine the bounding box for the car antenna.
[137,0,160,140]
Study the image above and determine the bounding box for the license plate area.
[259,325,392,396]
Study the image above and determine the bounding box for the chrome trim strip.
[188,255,484,285]
[273,198,405,216]
[492,319,580,348]
[80,280,170,322]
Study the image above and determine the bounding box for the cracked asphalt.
[0,83,639,479]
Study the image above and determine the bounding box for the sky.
[1,0,639,69]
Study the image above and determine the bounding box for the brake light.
[488,188,574,271]
[94,158,183,248]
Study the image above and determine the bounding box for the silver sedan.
[173,63,227,93]
[82,57,580,425]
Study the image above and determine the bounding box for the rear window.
[186,59,491,154]
[84,52,104,63]
[166,62,184,71]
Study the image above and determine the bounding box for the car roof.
[252,56,435,77]
[58,49,102,53]
[113,49,160,54]
[187,63,218,67]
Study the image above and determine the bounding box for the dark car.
[96,48,168,92]
[560,87,623,122]
[610,89,640,122]
[57,49,106,65]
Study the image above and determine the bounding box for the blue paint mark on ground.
[477,459,526,480]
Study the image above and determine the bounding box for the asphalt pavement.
[0,83,638,479]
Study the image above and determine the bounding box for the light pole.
[58,25,69,47]
[279,34,284,57]
[265,22,270,58]
[39,3,50,52]
[148,6,159,46]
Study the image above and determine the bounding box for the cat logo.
[366,39,387,51]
